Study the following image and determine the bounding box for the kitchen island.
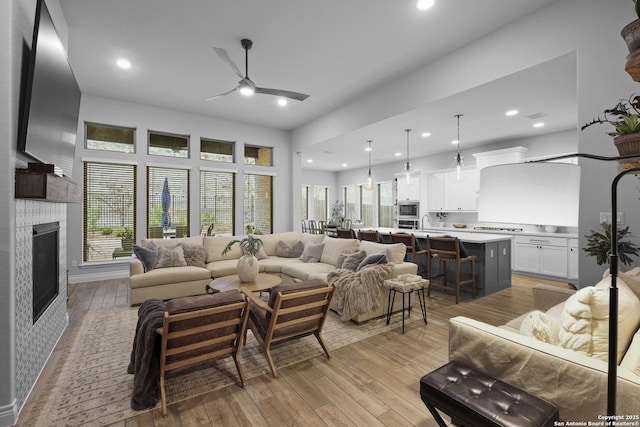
[374,228,512,299]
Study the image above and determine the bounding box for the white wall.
[295,0,639,286]
[67,94,293,282]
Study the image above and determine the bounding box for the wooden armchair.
[156,290,249,416]
[243,281,335,378]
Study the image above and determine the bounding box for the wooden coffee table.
[206,273,282,293]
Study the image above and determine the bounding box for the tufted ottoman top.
[420,361,559,427]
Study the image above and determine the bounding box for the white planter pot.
[237,255,259,282]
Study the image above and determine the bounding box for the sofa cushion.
[356,251,388,272]
[298,232,325,246]
[241,244,268,260]
[204,235,243,263]
[258,256,303,273]
[133,241,159,272]
[358,240,406,264]
[559,277,640,363]
[320,237,359,266]
[180,243,207,268]
[300,242,324,263]
[275,240,305,258]
[142,235,203,249]
[129,266,211,289]
[253,232,299,256]
[341,250,366,271]
[281,262,335,282]
[620,329,640,375]
[207,259,252,278]
[156,246,187,268]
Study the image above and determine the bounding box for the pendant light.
[454,114,464,180]
[404,129,412,184]
[364,140,374,190]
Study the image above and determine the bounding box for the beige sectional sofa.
[449,272,640,422]
[129,231,418,323]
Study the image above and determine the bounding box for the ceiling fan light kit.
[207,38,310,102]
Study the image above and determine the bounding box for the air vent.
[323,150,334,154]
[526,112,547,120]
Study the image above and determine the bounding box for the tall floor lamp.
[529,152,640,416]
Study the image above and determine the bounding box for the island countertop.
[374,227,512,243]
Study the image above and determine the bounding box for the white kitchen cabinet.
[567,238,579,280]
[397,173,421,201]
[513,236,568,278]
[427,169,479,212]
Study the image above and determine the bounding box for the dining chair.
[336,227,356,239]
[358,229,381,243]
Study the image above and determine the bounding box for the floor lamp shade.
[478,163,580,227]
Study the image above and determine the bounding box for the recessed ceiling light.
[306,159,313,163]
[505,109,519,116]
[421,132,431,138]
[277,98,287,107]
[416,0,435,11]
[395,152,402,157]
[342,163,348,167]
[116,58,131,69]
[533,122,545,128]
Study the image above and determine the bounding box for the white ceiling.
[58,0,572,171]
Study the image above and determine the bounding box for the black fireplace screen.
[32,222,59,323]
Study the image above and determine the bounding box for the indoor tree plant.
[221,235,264,282]
[329,200,345,226]
[584,223,640,266]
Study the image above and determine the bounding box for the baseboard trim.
[68,270,129,284]
[0,400,18,427]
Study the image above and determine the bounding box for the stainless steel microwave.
[398,200,419,218]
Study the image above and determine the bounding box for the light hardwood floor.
[16,274,568,427]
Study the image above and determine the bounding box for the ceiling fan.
[205,38,310,102]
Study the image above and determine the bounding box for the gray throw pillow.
[133,241,158,272]
[180,243,207,268]
[356,251,388,271]
[275,240,305,258]
[156,245,187,268]
[300,242,325,263]
[341,250,367,271]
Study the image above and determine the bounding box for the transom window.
[201,138,234,163]
[148,130,189,158]
[85,122,135,153]
[244,145,272,166]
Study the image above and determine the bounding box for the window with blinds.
[244,145,273,166]
[147,167,190,238]
[201,170,235,235]
[360,185,374,227]
[378,182,393,227]
[244,173,272,234]
[85,122,135,153]
[301,186,309,220]
[343,185,357,222]
[313,185,328,221]
[148,130,189,158]
[201,138,234,163]
[83,162,136,262]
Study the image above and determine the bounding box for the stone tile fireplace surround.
[15,200,68,409]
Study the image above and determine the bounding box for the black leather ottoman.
[420,361,559,427]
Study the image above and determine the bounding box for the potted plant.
[116,227,134,252]
[622,2,640,81]
[329,200,345,226]
[221,235,264,282]
[584,223,640,266]
[581,94,640,167]
[435,211,448,227]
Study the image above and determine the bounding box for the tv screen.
[18,0,81,178]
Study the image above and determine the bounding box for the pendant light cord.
[404,129,411,171]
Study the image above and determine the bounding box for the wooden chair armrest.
[241,289,273,313]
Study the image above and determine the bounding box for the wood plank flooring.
[15,275,569,427]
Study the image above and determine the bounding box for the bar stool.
[390,232,428,274]
[426,235,476,304]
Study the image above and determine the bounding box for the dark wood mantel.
[15,169,81,203]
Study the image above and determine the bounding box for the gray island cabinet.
[376,228,512,298]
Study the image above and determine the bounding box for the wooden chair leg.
[160,376,167,417]
[264,346,278,378]
[314,331,331,359]
[233,353,246,386]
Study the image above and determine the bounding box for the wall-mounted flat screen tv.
[18,0,81,178]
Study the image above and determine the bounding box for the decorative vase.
[613,134,640,172]
[622,19,640,81]
[237,255,259,282]
[438,221,446,228]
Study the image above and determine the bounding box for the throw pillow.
[300,242,325,263]
[275,240,305,258]
[242,244,269,260]
[356,250,388,272]
[620,329,640,376]
[180,243,207,268]
[335,249,357,269]
[132,241,159,272]
[341,250,367,271]
[519,310,560,345]
[156,245,188,269]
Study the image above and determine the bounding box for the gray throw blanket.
[127,298,165,410]
[328,264,394,321]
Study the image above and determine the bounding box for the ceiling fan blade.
[254,87,310,101]
[212,47,244,79]
[203,87,238,101]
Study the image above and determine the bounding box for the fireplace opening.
[32,222,59,324]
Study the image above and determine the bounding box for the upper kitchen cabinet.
[396,173,422,201]
[428,168,479,212]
